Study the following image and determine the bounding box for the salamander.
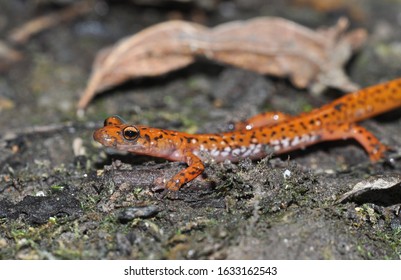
[93,78,401,193]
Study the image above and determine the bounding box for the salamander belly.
[192,143,271,162]
[191,130,322,162]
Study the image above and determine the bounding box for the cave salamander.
[94,78,401,193]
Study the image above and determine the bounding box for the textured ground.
[0,0,400,259]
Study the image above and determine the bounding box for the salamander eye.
[104,119,111,126]
[123,126,140,141]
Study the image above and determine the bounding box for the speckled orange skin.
[94,78,401,192]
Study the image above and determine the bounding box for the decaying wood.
[77,17,367,110]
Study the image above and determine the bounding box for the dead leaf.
[338,175,401,206]
[79,20,202,110]
[77,17,367,110]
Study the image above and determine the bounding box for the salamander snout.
[93,127,118,147]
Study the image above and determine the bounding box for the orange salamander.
[94,78,401,193]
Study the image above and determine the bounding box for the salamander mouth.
[93,128,117,147]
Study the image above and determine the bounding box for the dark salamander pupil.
[123,127,139,140]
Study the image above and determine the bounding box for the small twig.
[8,0,94,45]
[0,121,98,142]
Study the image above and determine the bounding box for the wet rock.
[338,175,401,206]
[118,205,160,222]
[0,188,82,224]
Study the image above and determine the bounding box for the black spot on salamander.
[346,95,353,101]
[374,89,382,95]
[374,97,382,104]
[334,103,344,111]
[357,98,366,105]
[184,136,194,144]
[209,137,217,142]
[271,130,277,137]
[144,134,151,142]
[153,134,164,141]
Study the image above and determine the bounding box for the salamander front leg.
[229,111,292,131]
[155,152,205,197]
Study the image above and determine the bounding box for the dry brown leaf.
[80,21,203,106]
[77,17,367,110]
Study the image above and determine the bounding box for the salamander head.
[93,115,152,153]
[103,115,125,126]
